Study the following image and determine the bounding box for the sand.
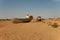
[0,19,60,40]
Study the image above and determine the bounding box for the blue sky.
[0,0,60,18]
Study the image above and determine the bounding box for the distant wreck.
[12,14,33,23]
[0,14,43,23]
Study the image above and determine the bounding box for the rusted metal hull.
[12,18,31,23]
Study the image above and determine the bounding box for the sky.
[0,0,60,18]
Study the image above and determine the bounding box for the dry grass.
[0,19,11,21]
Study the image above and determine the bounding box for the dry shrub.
[0,19,5,21]
[6,19,12,21]
[0,19,2,21]
[48,22,58,28]
[51,23,58,28]
[0,19,11,21]
[0,19,7,21]
[55,18,60,21]
[49,18,60,21]
[48,18,53,20]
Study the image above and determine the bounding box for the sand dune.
[0,19,60,40]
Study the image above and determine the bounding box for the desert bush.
[51,23,58,28]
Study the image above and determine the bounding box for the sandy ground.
[0,19,60,40]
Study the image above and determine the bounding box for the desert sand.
[0,19,60,40]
